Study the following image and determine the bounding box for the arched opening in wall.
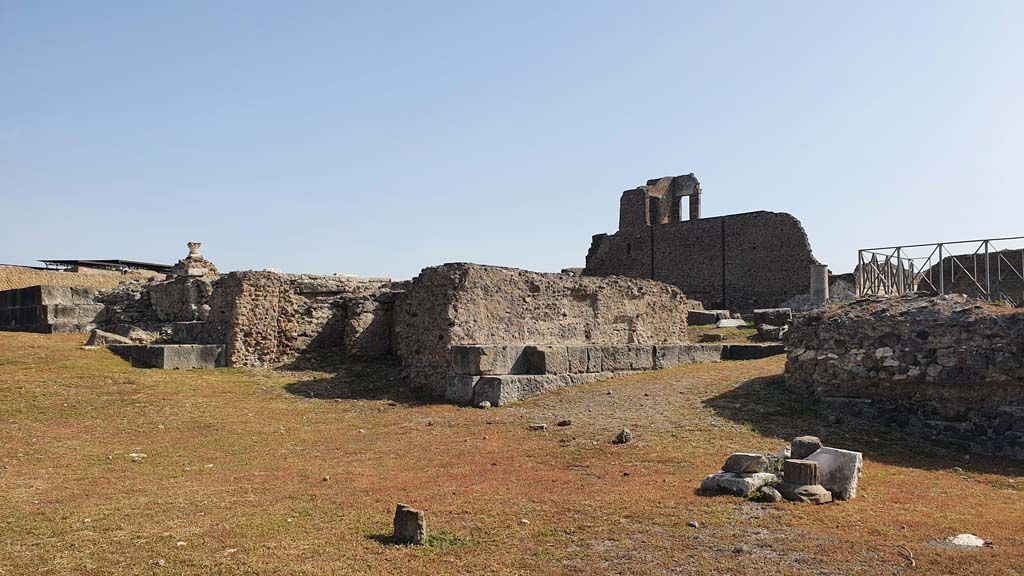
[676,196,689,222]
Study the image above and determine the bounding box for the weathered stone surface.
[752,308,793,326]
[689,310,730,326]
[805,447,863,500]
[760,485,783,502]
[723,344,785,360]
[614,428,633,444]
[756,323,788,341]
[699,333,724,342]
[791,436,823,460]
[526,345,570,375]
[445,375,479,404]
[109,344,225,369]
[0,285,103,333]
[779,482,833,504]
[392,264,689,397]
[585,175,819,310]
[393,504,426,545]
[782,459,820,486]
[85,329,133,346]
[601,345,655,371]
[785,294,1024,460]
[722,453,769,474]
[701,472,778,497]
[451,345,529,376]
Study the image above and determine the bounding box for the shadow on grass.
[704,375,1024,476]
[365,531,471,548]
[283,357,428,405]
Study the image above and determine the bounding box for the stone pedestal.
[810,264,829,305]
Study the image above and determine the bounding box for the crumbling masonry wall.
[391,263,691,397]
[785,295,1024,459]
[584,175,819,311]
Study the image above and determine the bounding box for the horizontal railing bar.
[861,235,1024,252]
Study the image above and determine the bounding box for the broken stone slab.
[393,504,426,545]
[688,309,731,326]
[716,319,747,328]
[805,446,863,500]
[790,436,823,459]
[722,453,769,474]
[752,308,793,326]
[451,345,529,376]
[699,333,724,343]
[85,329,133,346]
[701,472,778,498]
[760,486,783,502]
[108,344,225,369]
[779,483,833,504]
[756,323,788,341]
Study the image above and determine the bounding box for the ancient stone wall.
[587,210,818,311]
[392,263,691,397]
[0,285,104,333]
[785,295,1024,459]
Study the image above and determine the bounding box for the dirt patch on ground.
[1,333,1022,575]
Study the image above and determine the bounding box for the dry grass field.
[1,332,1022,575]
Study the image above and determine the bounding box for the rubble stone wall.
[785,295,1024,459]
[392,263,691,397]
[586,210,818,311]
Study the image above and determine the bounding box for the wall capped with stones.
[587,210,818,311]
[785,295,1024,459]
[392,263,692,397]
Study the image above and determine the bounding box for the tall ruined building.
[584,174,819,311]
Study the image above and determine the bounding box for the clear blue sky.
[2,1,1022,279]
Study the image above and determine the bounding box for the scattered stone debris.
[716,319,746,328]
[687,521,699,528]
[392,504,426,545]
[700,436,863,504]
[128,453,147,462]
[928,533,993,551]
[528,424,548,431]
[755,323,788,341]
[699,333,724,343]
[476,401,491,409]
[84,329,133,347]
[613,428,632,444]
[556,419,572,427]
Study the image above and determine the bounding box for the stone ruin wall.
[97,271,398,368]
[391,263,691,397]
[785,295,1024,459]
[0,285,104,333]
[586,210,818,311]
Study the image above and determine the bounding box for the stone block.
[753,308,793,326]
[85,329,133,346]
[525,345,569,375]
[678,344,725,364]
[724,344,785,360]
[689,309,730,326]
[723,453,769,474]
[451,345,529,376]
[567,346,589,373]
[791,436,822,459]
[445,375,479,404]
[716,319,747,328]
[700,472,778,497]
[109,344,225,369]
[393,504,426,545]
[472,372,615,406]
[806,447,863,500]
[756,324,788,341]
[653,344,681,369]
[779,482,833,504]
[601,345,654,371]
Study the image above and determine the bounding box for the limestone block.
[783,459,820,486]
[451,345,529,376]
[653,344,681,369]
[806,447,863,500]
[678,344,725,364]
[526,345,569,375]
[445,375,479,404]
[85,329,133,346]
[567,346,589,373]
[109,344,225,369]
[724,344,785,360]
[689,310,730,326]
[791,436,822,459]
[779,483,833,504]
[753,308,793,326]
[601,345,654,371]
[716,319,747,328]
[722,453,769,474]
[473,375,564,406]
[393,504,426,545]
[700,472,778,497]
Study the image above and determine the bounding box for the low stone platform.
[447,343,785,405]
[109,344,225,369]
